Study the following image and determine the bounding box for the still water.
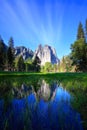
[0,80,83,130]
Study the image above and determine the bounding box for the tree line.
[0,36,14,71]
[0,36,40,72]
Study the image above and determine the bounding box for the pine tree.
[8,37,14,50]
[17,56,25,71]
[7,37,15,71]
[70,39,87,72]
[0,36,6,70]
[77,22,85,40]
[7,47,14,70]
[32,56,41,72]
[85,19,87,42]
[70,20,87,72]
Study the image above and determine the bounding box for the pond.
[0,78,83,130]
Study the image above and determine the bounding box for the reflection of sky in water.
[0,85,83,130]
[54,87,71,102]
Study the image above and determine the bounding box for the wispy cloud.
[1,0,86,58]
[0,0,64,45]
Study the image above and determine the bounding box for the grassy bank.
[0,71,87,82]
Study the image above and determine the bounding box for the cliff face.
[14,45,60,65]
[15,46,34,60]
[33,44,60,65]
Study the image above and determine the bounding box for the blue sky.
[0,0,87,59]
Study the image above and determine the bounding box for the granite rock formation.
[15,46,34,60]
[33,44,60,65]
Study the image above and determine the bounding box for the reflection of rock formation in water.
[37,80,58,101]
[12,80,58,101]
[12,80,70,102]
[37,80,51,101]
[36,80,71,102]
[12,84,34,98]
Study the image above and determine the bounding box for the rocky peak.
[33,44,60,65]
[15,46,34,60]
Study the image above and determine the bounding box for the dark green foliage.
[32,56,41,72]
[6,37,15,71]
[17,56,25,71]
[7,47,14,70]
[71,20,87,72]
[0,36,6,70]
[77,22,85,40]
[85,19,87,42]
[25,63,34,72]
[70,39,87,72]
[8,37,14,50]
